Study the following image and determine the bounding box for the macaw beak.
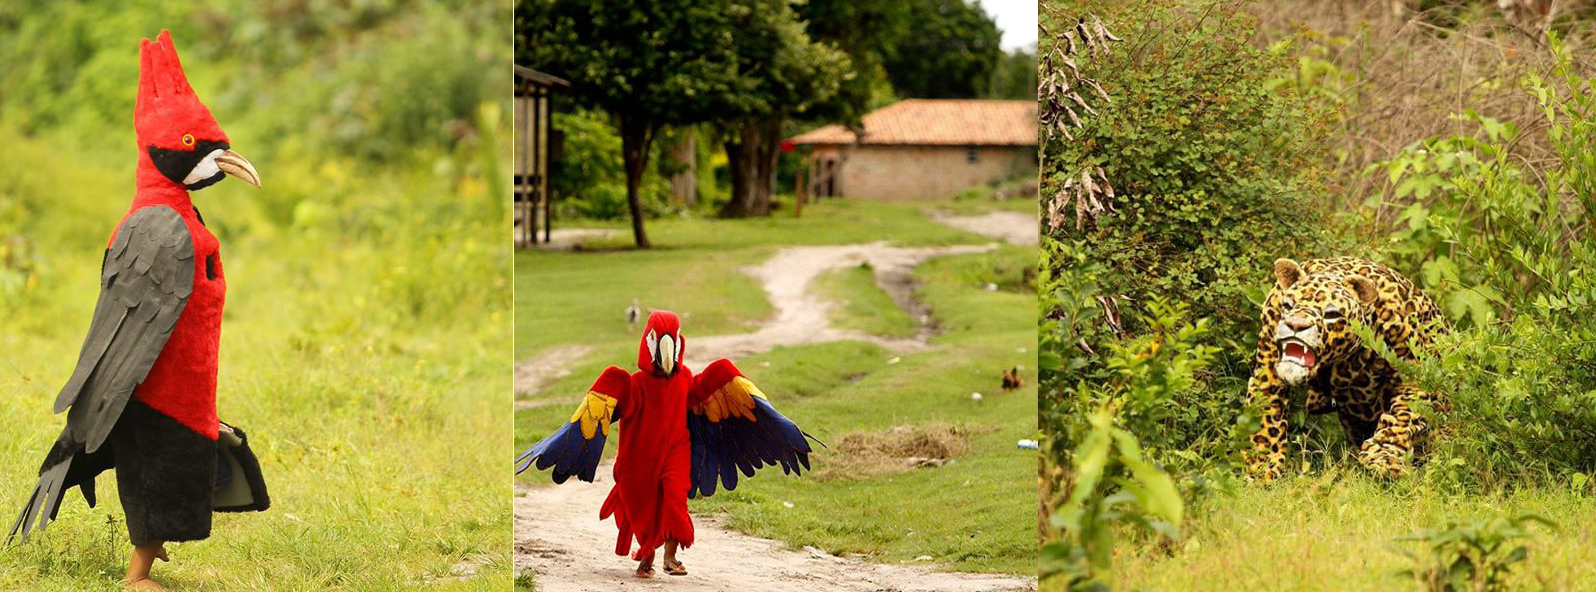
[657,334,677,375]
[215,149,261,188]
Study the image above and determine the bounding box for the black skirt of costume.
[109,399,217,546]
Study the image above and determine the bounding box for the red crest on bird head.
[637,310,684,376]
[135,30,227,153]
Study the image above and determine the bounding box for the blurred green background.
[0,1,511,590]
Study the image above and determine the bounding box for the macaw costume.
[517,310,819,561]
[9,30,269,545]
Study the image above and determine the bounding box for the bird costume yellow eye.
[181,134,195,146]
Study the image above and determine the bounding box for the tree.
[516,0,741,247]
[988,47,1038,101]
[796,0,912,126]
[716,1,849,218]
[882,0,1003,98]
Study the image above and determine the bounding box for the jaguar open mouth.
[1281,338,1317,367]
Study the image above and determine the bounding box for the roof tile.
[789,99,1036,146]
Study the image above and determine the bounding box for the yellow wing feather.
[569,390,618,438]
[696,376,765,423]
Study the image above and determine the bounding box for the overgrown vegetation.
[1040,1,1596,590]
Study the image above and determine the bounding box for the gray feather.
[52,206,193,455]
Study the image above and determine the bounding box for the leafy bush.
[1043,0,1338,350]
[1395,513,1557,592]
[1040,245,1237,588]
[1042,406,1182,591]
[1357,36,1596,489]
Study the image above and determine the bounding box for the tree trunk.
[720,118,784,218]
[668,131,696,206]
[619,115,655,248]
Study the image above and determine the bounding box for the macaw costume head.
[638,310,684,377]
[135,29,259,192]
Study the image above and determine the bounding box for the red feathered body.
[119,30,229,440]
[601,368,697,559]
[116,184,223,440]
[600,311,696,559]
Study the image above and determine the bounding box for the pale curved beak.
[657,335,677,375]
[215,149,261,188]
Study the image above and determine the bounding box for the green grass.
[514,202,1037,574]
[0,121,510,590]
[813,263,921,339]
[512,199,991,359]
[1078,469,1596,592]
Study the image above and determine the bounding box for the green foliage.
[988,47,1039,101]
[1040,267,1235,589]
[1366,36,1595,331]
[1395,514,1557,592]
[1347,37,1596,490]
[1045,0,1336,347]
[1043,406,1182,590]
[0,1,504,163]
[882,0,1003,99]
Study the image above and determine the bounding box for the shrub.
[1395,513,1557,592]
[1357,36,1596,489]
[1042,0,1339,352]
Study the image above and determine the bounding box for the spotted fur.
[1243,257,1447,481]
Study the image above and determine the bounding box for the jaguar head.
[1270,258,1377,386]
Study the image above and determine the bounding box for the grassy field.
[1100,470,1596,591]
[0,120,510,589]
[813,263,921,338]
[515,200,1038,575]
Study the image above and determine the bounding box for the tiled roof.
[788,99,1037,146]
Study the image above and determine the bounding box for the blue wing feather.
[688,394,821,498]
[515,420,607,483]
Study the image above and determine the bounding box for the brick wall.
[813,145,1035,201]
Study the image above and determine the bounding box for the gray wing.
[52,205,194,453]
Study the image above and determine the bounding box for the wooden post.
[794,157,806,219]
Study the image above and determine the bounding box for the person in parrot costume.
[7,30,269,591]
[517,310,821,578]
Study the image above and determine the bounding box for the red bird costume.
[518,310,819,563]
[10,30,268,545]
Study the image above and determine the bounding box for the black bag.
[213,422,270,513]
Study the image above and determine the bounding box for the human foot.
[635,558,655,579]
[663,558,687,576]
[123,577,167,590]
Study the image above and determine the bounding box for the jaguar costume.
[1244,257,1447,481]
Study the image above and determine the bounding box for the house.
[788,99,1037,201]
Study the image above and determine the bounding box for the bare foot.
[634,561,655,579]
[124,577,167,590]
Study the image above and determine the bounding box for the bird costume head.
[638,310,684,377]
[135,30,259,192]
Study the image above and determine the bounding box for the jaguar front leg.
[1244,360,1290,483]
[1356,382,1439,478]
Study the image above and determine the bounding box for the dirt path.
[515,472,1032,592]
[525,228,619,251]
[515,345,597,409]
[681,241,991,370]
[929,210,1038,246]
[515,211,1037,591]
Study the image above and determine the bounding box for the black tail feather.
[9,456,72,543]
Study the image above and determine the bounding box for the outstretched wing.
[515,366,631,483]
[55,205,195,453]
[687,359,820,498]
